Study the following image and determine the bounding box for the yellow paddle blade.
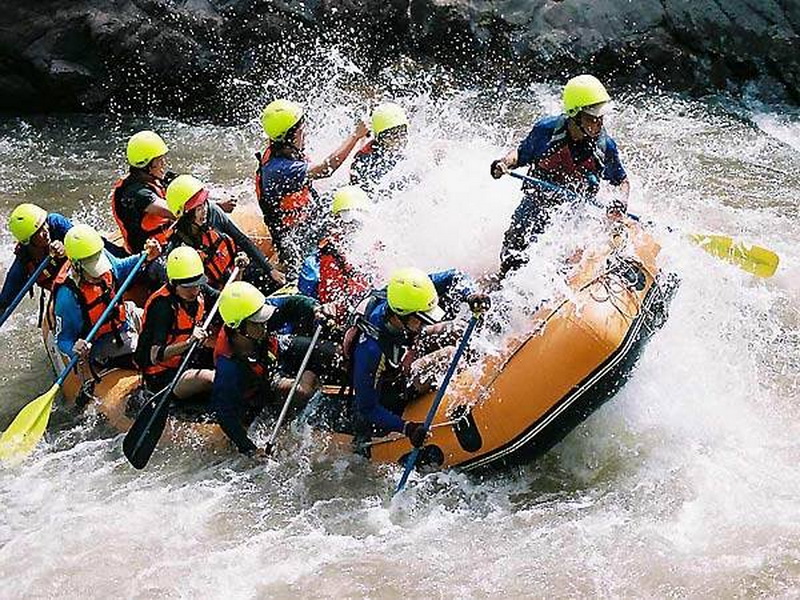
[0,384,58,463]
[269,281,300,297]
[689,234,780,278]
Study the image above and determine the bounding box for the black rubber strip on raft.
[458,274,677,474]
[450,404,484,453]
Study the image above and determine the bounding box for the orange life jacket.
[14,244,65,291]
[173,227,237,290]
[354,139,375,159]
[317,238,369,305]
[141,285,206,375]
[110,176,173,253]
[213,329,279,403]
[254,145,313,230]
[529,115,608,190]
[52,262,127,340]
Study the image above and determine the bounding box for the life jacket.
[14,244,64,292]
[529,115,608,192]
[140,285,206,375]
[110,176,173,253]
[213,329,279,404]
[51,261,127,342]
[317,238,369,305]
[342,291,415,385]
[354,140,376,160]
[173,226,237,289]
[254,145,314,231]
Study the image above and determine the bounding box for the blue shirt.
[517,115,627,186]
[210,354,263,455]
[0,213,73,311]
[210,294,319,453]
[349,140,405,196]
[351,269,476,432]
[53,252,142,358]
[258,154,322,271]
[258,156,308,220]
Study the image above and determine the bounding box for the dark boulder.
[0,0,796,118]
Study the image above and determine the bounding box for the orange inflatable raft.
[315,218,678,472]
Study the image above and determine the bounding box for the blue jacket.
[351,269,475,432]
[0,213,73,311]
[210,294,318,453]
[517,115,627,189]
[349,140,404,196]
[53,252,142,359]
[210,353,271,455]
[258,156,308,215]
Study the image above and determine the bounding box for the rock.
[0,0,796,117]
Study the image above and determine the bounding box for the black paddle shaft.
[123,267,240,469]
[122,337,202,469]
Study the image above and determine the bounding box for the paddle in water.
[507,171,780,278]
[395,313,480,495]
[0,256,51,330]
[264,323,323,456]
[123,267,239,470]
[0,251,149,463]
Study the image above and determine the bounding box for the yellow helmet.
[8,203,47,243]
[260,99,304,141]
[372,102,408,136]
[218,281,276,328]
[563,75,612,117]
[331,186,370,216]
[64,224,104,261]
[166,246,205,284]
[166,174,208,218]
[126,130,169,168]
[386,267,444,324]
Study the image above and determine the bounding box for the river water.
[0,67,798,598]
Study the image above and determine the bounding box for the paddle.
[687,234,779,278]
[508,170,603,209]
[0,251,149,463]
[394,314,480,495]
[264,323,322,456]
[122,267,240,470]
[507,171,780,277]
[0,256,51,330]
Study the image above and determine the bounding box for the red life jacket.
[141,285,206,375]
[14,244,65,291]
[52,262,127,340]
[254,145,313,230]
[317,238,369,305]
[354,139,375,159]
[530,115,608,188]
[110,176,173,253]
[213,329,279,403]
[174,226,237,290]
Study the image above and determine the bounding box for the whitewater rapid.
[0,76,798,598]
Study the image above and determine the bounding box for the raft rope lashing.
[589,271,640,320]
[637,261,673,332]
[464,262,653,410]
